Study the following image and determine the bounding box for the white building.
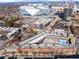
[0,27,19,39]
[73,5,79,14]
[19,5,50,16]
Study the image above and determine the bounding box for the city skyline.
[0,0,79,2]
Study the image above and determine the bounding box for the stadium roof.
[19,5,50,16]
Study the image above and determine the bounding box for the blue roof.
[58,39,67,45]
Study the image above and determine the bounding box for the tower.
[64,0,74,21]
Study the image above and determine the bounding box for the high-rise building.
[64,8,73,20]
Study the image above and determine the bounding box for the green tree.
[5,19,14,27]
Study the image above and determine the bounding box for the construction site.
[0,0,79,59]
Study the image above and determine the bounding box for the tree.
[5,19,14,27]
[0,15,4,20]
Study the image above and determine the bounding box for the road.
[19,32,47,46]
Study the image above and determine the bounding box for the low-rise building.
[34,17,52,29]
[0,27,20,39]
[51,7,64,13]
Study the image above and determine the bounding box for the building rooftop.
[19,5,50,16]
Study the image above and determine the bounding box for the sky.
[0,0,79,2]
